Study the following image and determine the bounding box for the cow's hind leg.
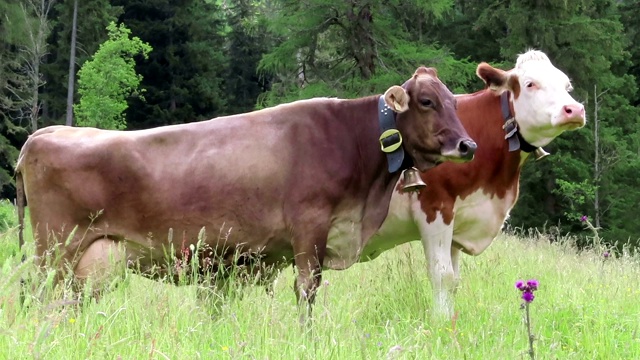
[74,238,128,303]
[22,222,85,306]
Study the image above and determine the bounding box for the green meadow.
[1,207,639,359]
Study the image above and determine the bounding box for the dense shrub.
[0,198,17,232]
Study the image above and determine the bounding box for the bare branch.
[6,0,56,132]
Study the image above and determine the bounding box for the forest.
[1,0,639,248]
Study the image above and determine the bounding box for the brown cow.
[16,67,476,316]
[366,50,586,318]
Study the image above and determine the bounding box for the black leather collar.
[501,92,537,153]
[378,96,412,173]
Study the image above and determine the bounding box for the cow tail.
[16,170,25,262]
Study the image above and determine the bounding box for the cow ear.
[414,66,437,78]
[384,85,410,113]
[476,63,520,97]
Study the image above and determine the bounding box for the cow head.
[384,67,477,171]
[477,49,586,147]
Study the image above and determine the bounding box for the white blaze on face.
[510,50,586,147]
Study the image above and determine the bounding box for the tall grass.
[1,214,639,359]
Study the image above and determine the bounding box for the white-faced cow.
[364,50,586,317]
[16,67,477,316]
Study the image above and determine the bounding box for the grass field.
[1,218,640,359]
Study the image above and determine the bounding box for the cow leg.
[451,246,462,294]
[415,209,457,319]
[25,220,86,304]
[291,224,328,325]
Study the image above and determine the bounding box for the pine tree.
[257,0,475,107]
[224,0,272,113]
[112,0,228,129]
[0,0,52,199]
[41,0,123,125]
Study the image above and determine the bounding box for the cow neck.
[377,96,413,174]
[501,92,537,153]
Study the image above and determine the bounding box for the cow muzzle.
[443,139,477,162]
[458,139,477,160]
[557,103,586,129]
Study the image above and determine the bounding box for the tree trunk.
[593,85,600,228]
[545,176,556,215]
[20,0,55,132]
[30,61,40,132]
[65,0,78,126]
[347,3,375,80]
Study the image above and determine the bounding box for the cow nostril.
[564,104,585,116]
[458,140,477,157]
[459,142,468,154]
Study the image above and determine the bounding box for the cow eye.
[420,99,434,108]
[526,81,534,88]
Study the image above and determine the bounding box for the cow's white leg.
[451,246,462,293]
[414,207,456,319]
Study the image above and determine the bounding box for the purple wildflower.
[580,215,588,222]
[603,251,610,259]
[522,291,535,303]
[515,279,539,303]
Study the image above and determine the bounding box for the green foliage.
[111,0,229,129]
[258,0,475,105]
[0,198,16,232]
[0,1,30,46]
[553,179,595,222]
[41,0,123,125]
[0,0,40,199]
[0,198,17,273]
[224,0,272,113]
[620,0,640,106]
[74,22,152,130]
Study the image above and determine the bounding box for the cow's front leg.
[451,246,462,293]
[414,207,457,319]
[291,221,329,325]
